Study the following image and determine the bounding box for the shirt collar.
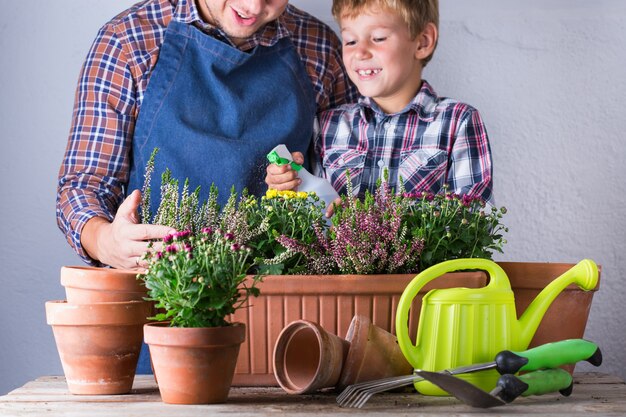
[175,0,290,50]
[173,0,200,24]
[358,80,439,122]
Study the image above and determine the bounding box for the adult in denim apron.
[127,20,316,373]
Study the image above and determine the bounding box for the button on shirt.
[56,0,358,263]
[314,81,493,205]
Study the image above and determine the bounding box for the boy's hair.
[332,0,439,65]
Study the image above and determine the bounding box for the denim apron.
[127,20,316,373]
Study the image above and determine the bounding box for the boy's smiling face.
[340,7,428,114]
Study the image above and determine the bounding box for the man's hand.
[81,190,176,270]
[265,151,304,191]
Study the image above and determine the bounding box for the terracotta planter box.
[230,272,486,386]
[230,262,600,386]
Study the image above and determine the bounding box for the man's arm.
[56,22,172,269]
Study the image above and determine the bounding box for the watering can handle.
[395,258,510,366]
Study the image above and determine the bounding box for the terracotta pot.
[338,315,413,390]
[61,266,147,304]
[144,322,245,404]
[45,300,151,395]
[273,320,350,394]
[231,272,486,386]
[499,261,601,373]
[273,316,412,394]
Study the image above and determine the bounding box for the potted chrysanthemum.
[140,228,261,404]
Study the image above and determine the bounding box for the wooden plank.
[574,372,624,385]
[0,374,624,416]
[0,376,160,403]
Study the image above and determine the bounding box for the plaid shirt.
[314,81,493,204]
[57,0,358,263]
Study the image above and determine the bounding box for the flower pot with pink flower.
[140,227,261,404]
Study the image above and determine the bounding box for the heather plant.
[141,148,266,242]
[278,177,424,275]
[217,187,268,247]
[141,148,212,233]
[140,228,261,328]
[404,187,508,270]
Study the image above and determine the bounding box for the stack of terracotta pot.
[45,266,151,395]
[273,315,413,394]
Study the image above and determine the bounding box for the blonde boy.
[267,0,493,205]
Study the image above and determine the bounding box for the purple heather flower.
[163,234,174,244]
[224,232,235,241]
[166,244,178,253]
[201,227,213,235]
[230,243,241,252]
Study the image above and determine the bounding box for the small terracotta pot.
[144,322,245,404]
[61,266,147,304]
[273,320,350,394]
[337,315,413,390]
[45,300,151,395]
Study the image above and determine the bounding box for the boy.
[266,0,493,206]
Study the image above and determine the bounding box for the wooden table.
[1,373,624,416]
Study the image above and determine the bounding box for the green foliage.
[404,187,508,270]
[251,189,327,275]
[140,147,508,291]
[141,229,261,328]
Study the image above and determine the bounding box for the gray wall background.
[1,0,624,394]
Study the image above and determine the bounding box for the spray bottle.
[267,144,340,209]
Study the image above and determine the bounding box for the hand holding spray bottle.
[266,144,339,209]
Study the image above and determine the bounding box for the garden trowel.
[415,368,574,408]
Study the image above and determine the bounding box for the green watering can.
[395,258,598,396]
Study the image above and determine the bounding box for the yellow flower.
[265,189,278,199]
[280,190,296,199]
[296,191,308,199]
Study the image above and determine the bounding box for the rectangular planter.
[231,262,600,386]
[230,272,487,386]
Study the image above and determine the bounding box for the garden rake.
[336,339,602,408]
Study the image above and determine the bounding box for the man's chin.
[222,26,261,43]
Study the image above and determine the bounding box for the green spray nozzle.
[267,150,302,171]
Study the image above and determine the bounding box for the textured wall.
[0,0,624,395]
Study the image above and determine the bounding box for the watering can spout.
[518,259,598,347]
